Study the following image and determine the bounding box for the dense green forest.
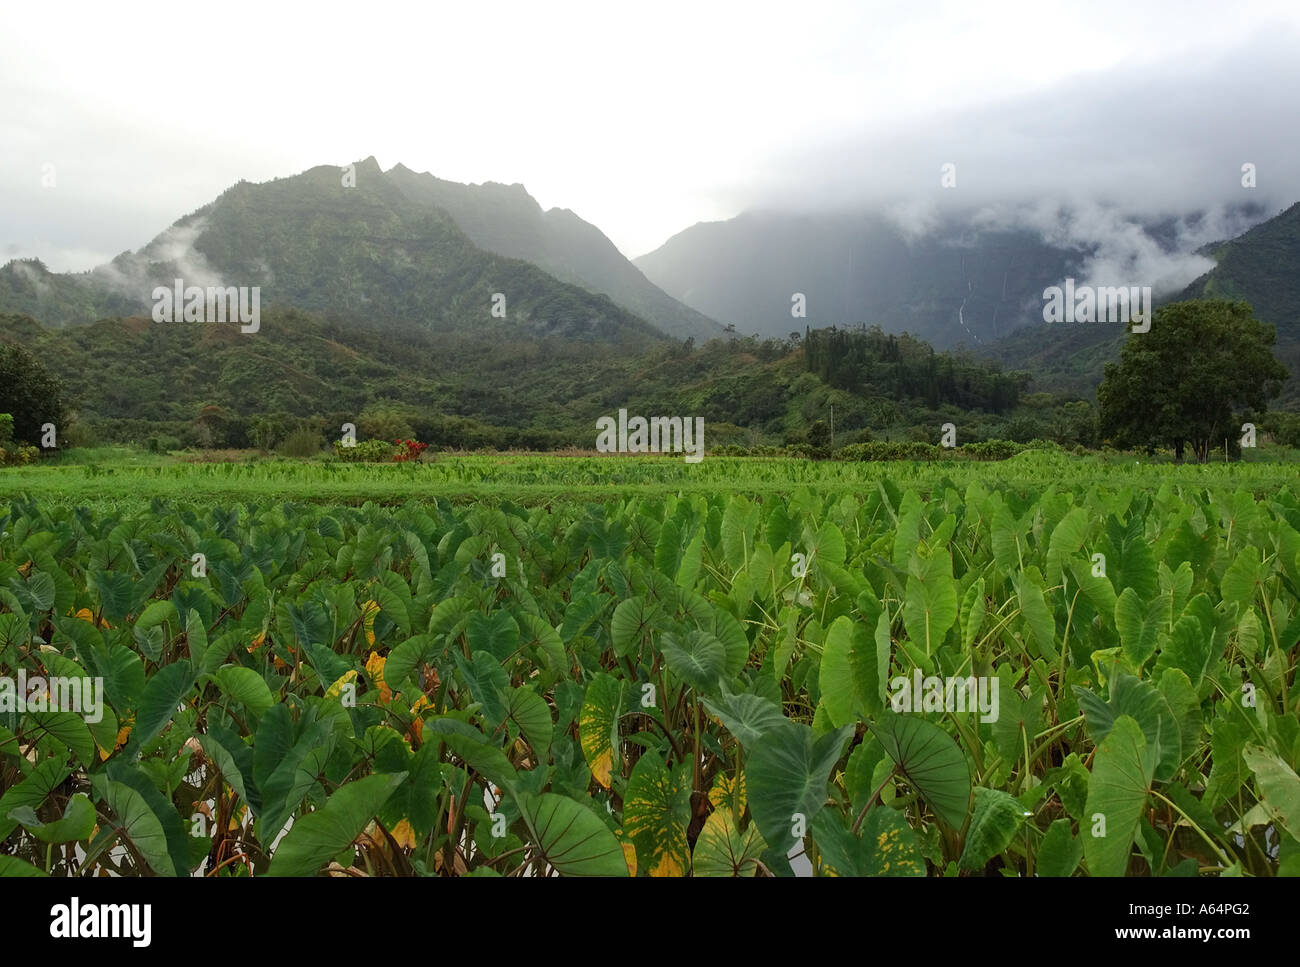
[803,325,1027,413]
[3,167,1298,458]
[0,308,1102,453]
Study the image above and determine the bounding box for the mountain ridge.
[0,157,716,345]
[380,161,721,340]
[633,208,1089,347]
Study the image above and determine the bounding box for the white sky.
[3,0,1300,270]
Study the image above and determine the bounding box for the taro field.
[0,455,1298,877]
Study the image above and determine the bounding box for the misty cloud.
[720,23,1300,283]
[1,2,1298,270]
[9,259,50,295]
[961,200,1262,296]
[91,217,232,305]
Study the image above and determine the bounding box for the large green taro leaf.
[959,787,1028,870]
[267,772,407,877]
[746,720,853,853]
[868,710,971,829]
[1083,716,1152,877]
[1074,673,1181,782]
[517,793,629,877]
[902,548,957,655]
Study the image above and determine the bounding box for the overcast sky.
[4,0,1299,272]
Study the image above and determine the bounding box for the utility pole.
[830,404,835,449]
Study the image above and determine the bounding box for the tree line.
[802,325,1029,414]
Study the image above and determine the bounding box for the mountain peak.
[0,158,721,343]
[1,257,50,275]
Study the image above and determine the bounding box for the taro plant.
[0,478,1296,876]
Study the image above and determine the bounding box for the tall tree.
[0,343,67,446]
[1098,300,1288,462]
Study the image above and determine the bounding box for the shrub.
[1003,416,1045,444]
[0,413,39,464]
[145,434,183,454]
[1261,411,1300,448]
[280,426,326,458]
[837,441,942,461]
[393,439,429,462]
[785,442,831,460]
[0,444,40,466]
[960,439,1024,461]
[61,420,96,449]
[333,439,396,462]
[807,420,831,448]
[193,405,246,449]
[359,406,416,444]
[248,414,294,452]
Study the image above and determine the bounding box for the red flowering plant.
[393,438,429,462]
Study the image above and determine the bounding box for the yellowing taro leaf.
[692,808,766,877]
[579,674,623,789]
[365,651,392,704]
[623,752,691,877]
[864,808,927,876]
[246,631,266,653]
[811,807,926,876]
[584,744,613,789]
[74,607,113,630]
[325,669,358,701]
[619,835,638,877]
[96,728,122,761]
[408,694,432,744]
[357,821,391,858]
[708,772,747,815]
[361,600,380,647]
[650,850,684,876]
[390,818,417,850]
